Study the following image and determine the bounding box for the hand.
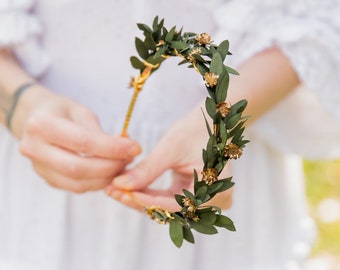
[13,85,141,193]
[106,104,233,211]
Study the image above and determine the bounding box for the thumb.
[112,148,171,190]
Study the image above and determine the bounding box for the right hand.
[12,84,141,193]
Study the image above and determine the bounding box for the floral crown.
[121,16,249,247]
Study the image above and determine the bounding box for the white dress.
[0,0,339,270]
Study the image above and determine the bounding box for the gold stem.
[121,89,140,137]
[121,62,159,137]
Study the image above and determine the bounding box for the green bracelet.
[6,82,36,131]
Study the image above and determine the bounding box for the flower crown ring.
[121,16,249,247]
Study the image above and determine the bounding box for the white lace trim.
[0,0,48,76]
[214,0,340,121]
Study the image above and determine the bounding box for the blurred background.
[304,160,340,270]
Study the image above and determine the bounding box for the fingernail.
[105,185,115,195]
[128,144,142,157]
[111,190,122,200]
[113,175,133,189]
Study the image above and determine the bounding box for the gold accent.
[216,101,231,118]
[201,168,219,185]
[204,72,219,88]
[224,143,243,159]
[146,205,174,224]
[121,61,159,137]
[195,33,211,45]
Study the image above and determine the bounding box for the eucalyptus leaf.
[137,23,152,34]
[175,194,185,207]
[208,181,224,195]
[130,56,145,70]
[171,41,190,51]
[214,215,236,231]
[198,211,217,226]
[135,37,149,60]
[144,33,156,51]
[201,109,213,137]
[217,40,229,61]
[183,189,195,200]
[169,221,184,247]
[216,71,229,103]
[189,221,218,235]
[210,53,223,75]
[183,227,195,244]
[218,181,235,193]
[196,186,208,201]
[225,65,239,75]
[195,63,209,76]
[205,97,216,119]
[231,99,248,114]
[226,113,242,130]
[165,26,176,42]
[152,16,159,32]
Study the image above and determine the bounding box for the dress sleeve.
[0,0,49,76]
[214,0,340,121]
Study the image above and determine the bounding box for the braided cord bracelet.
[6,82,36,131]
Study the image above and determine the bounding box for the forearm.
[228,46,300,125]
[0,50,35,124]
[0,49,54,138]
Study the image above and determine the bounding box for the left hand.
[105,104,233,212]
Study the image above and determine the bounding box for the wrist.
[10,83,56,139]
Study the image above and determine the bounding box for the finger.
[33,163,113,193]
[21,139,127,180]
[33,116,141,160]
[108,188,181,212]
[112,147,171,190]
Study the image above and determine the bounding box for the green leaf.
[196,186,208,201]
[195,63,209,76]
[238,139,250,147]
[225,65,239,75]
[198,211,218,226]
[165,26,176,42]
[231,127,245,142]
[217,40,229,61]
[135,37,149,60]
[226,113,242,129]
[130,56,145,70]
[218,181,235,192]
[169,221,184,247]
[144,33,156,51]
[192,54,207,63]
[214,215,236,231]
[210,53,223,75]
[170,41,190,51]
[205,97,216,119]
[228,121,246,138]
[220,120,228,145]
[194,169,199,185]
[231,99,248,114]
[175,194,185,207]
[183,227,195,244]
[189,221,218,235]
[152,16,159,31]
[178,59,188,66]
[216,71,229,103]
[207,181,224,194]
[183,189,195,200]
[201,108,212,137]
[137,23,152,34]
